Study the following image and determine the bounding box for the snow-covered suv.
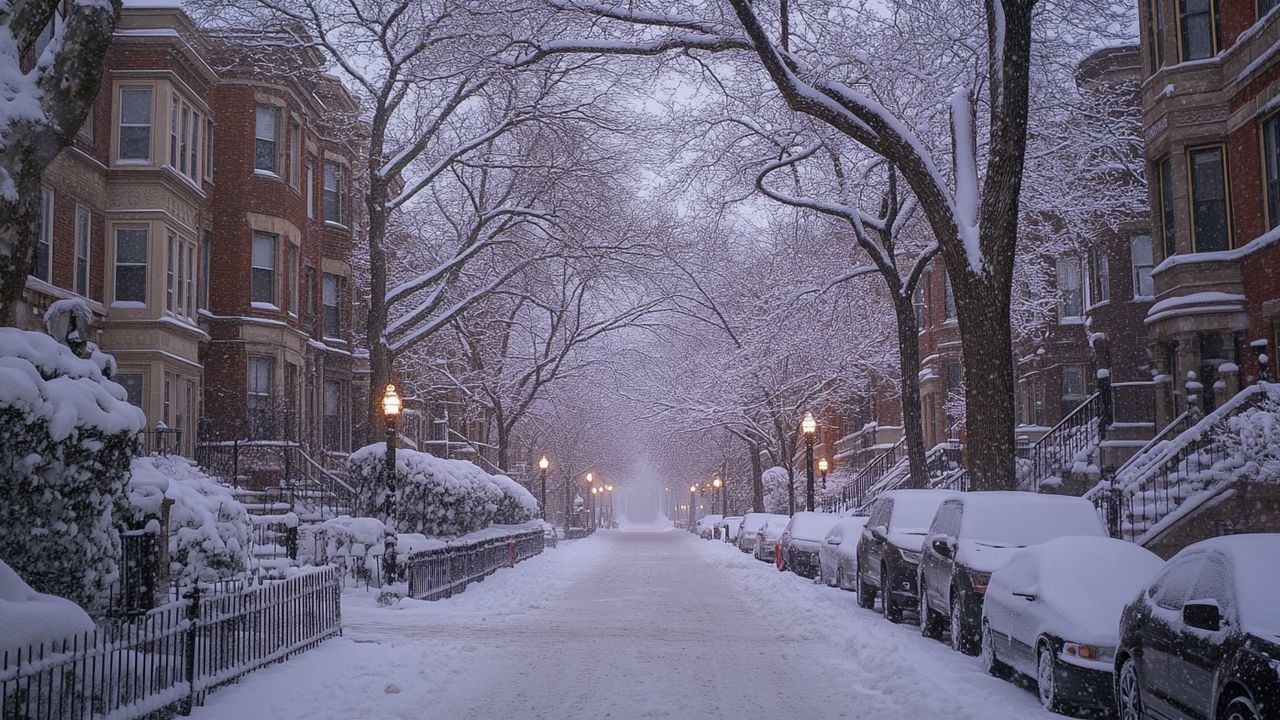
[855,489,959,623]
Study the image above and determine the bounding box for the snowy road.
[190,528,1061,719]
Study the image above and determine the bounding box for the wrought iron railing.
[404,529,546,601]
[195,440,354,518]
[136,426,185,457]
[1019,389,1105,492]
[853,441,964,514]
[826,437,906,512]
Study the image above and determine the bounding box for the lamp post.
[538,456,549,520]
[818,458,829,490]
[801,411,817,512]
[382,384,402,582]
[712,477,723,515]
[591,486,599,529]
[585,472,595,528]
[605,485,614,526]
[688,484,697,531]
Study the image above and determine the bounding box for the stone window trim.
[1185,143,1234,253]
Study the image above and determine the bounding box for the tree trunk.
[0,182,41,325]
[364,174,390,445]
[954,277,1016,489]
[893,297,929,487]
[749,441,764,512]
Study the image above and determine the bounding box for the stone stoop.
[1142,482,1280,558]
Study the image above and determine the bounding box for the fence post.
[285,526,299,561]
[182,586,202,715]
[233,440,240,487]
[1098,371,1113,442]
[1107,483,1123,539]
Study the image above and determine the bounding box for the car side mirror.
[930,536,953,558]
[1012,586,1039,602]
[826,537,841,545]
[870,525,888,542]
[1183,600,1222,632]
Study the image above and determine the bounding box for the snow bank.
[128,455,252,584]
[347,444,538,537]
[0,559,94,656]
[0,327,143,612]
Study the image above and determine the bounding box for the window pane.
[117,228,147,264]
[1058,258,1083,318]
[1265,114,1280,230]
[120,88,152,125]
[1130,234,1155,298]
[254,106,277,173]
[75,209,90,297]
[117,373,143,407]
[251,232,276,304]
[33,189,52,281]
[251,233,276,269]
[323,162,341,223]
[1159,158,1176,258]
[1180,0,1217,60]
[1190,148,1229,252]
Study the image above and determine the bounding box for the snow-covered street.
[189,528,1059,720]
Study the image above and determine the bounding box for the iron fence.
[1,568,340,720]
[1019,390,1103,492]
[405,529,545,601]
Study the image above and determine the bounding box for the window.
[118,88,152,161]
[323,161,343,224]
[251,231,277,305]
[247,356,275,438]
[1264,113,1280,230]
[1179,0,1219,61]
[306,157,315,218]
[1058,256,1083,320]
[169,96,178,170]
[943,272,957,320]
[33,188,53,283]
[286,243,299,315]
[79,104,94,143]
[1146,0,1165,70]
[180,103,190,176]
[289,121,300,187]
[323,379,343,450]
[163,373,172,426]
[1155,156,1176,258]
[185,243,195,317]
[322,273,342,338]
[1188,146,1230,252]
[1088,246,1109,306]
[117,373,143,408]
[188,109,199,181]
[75,207,91,297]
[204,118,214,180]
[114,228,147,303]
[303,266,316,333]
[1063,365,1086,402]
[200,232,211,309]
[946,362,963,395]
[166,231,176,313]
[254,105,279,174]
[1130,234,1155,299]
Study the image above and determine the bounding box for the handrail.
[1020,390,1104,492]
[1113,409,1192,477]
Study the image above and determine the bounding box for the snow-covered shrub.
[0,328,144,612]
[490,474,539,524]
[0,559,94,656]
[127,455,252,584]
[348,444,529,536]
[311,515,388,581]
[762,466,792,514]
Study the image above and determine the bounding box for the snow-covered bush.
[0,559,94,656]
[347,444,534,536]
[310,515,388,582]
[762,466,792,514]
[128,455,252,584]
[0,327,144,612]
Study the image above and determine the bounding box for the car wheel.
[1221,696,1260,720]
[1037,641,1067,713]
[882,563,903,622]
[949,592,978,655]
[980,619,1012,679]
[1117,657,1144,720]
[918,580,945,640]
[857,573,877,609]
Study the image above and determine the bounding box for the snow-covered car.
[1116,533,1280,720]
[981,536,1164,714]
[736,513,783,554]
[917,492,1109,656]
[819,516,869,590]
[696,514,723,539]
[753,515,791,563]
[778,511,839,578]
[856,489,959,622]
[717,516,743,543]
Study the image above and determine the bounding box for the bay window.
[114,228,148,303]
[254,105,279,174]
[251,231,277,305]
[118,87,152,161]
[323,161,343,224]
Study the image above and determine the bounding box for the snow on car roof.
[739,513,779,532]
[787,512,840,541]
[956,492,1107,547]
[881,490,958,533]
[1182,533,1280,638]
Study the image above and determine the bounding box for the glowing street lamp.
[818,457,830,491]
[712,477,723,515]
[382,384,402,580]
[801,411,817,513]
[689,484,698,531]
[538,456,550,520]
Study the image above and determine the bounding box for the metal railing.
[852,441,964,514]
[195,440,355,517]
[1,568,340,720]
[404,529,545,601]
[1091,385,1267,542]
[1019,389,1105,492]
[136,427,185,457]
[827,437,906,512]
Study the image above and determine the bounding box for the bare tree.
[0,0,121,323]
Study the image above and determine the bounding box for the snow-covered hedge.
[347,444,539,536]
[128,455,252,584]
[0,559,94,656]
[762,466,792,514]
[0,328,144,612]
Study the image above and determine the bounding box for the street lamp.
[818,457,830,491]
[712,477,723,515]
[586,472,595,528]
[689,484,697,531]
[801,410,817,513]
[605,485,614,527]
[381,384,402,581]
[538,456,549,520]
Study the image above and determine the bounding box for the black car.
[917,492,1107,655]
[854,490,958,622]
[1116,534,1280,720]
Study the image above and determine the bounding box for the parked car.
[717,516,743,543]
[754,515,791,563]
[819,516,869,590]
[918,492,1108,655]
[1116,533,1280,720]
[981,536,1164,714]
[856,489,959,622]
[696,514,723,539]
[778,512,840,578]
[736,513,780,554]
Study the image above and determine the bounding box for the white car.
[819,516,868,590]
[736,513,783,554]
[753,515,790,563]
[695,514,723,539]
[717,516,743,542]
[981,536,1164,713]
